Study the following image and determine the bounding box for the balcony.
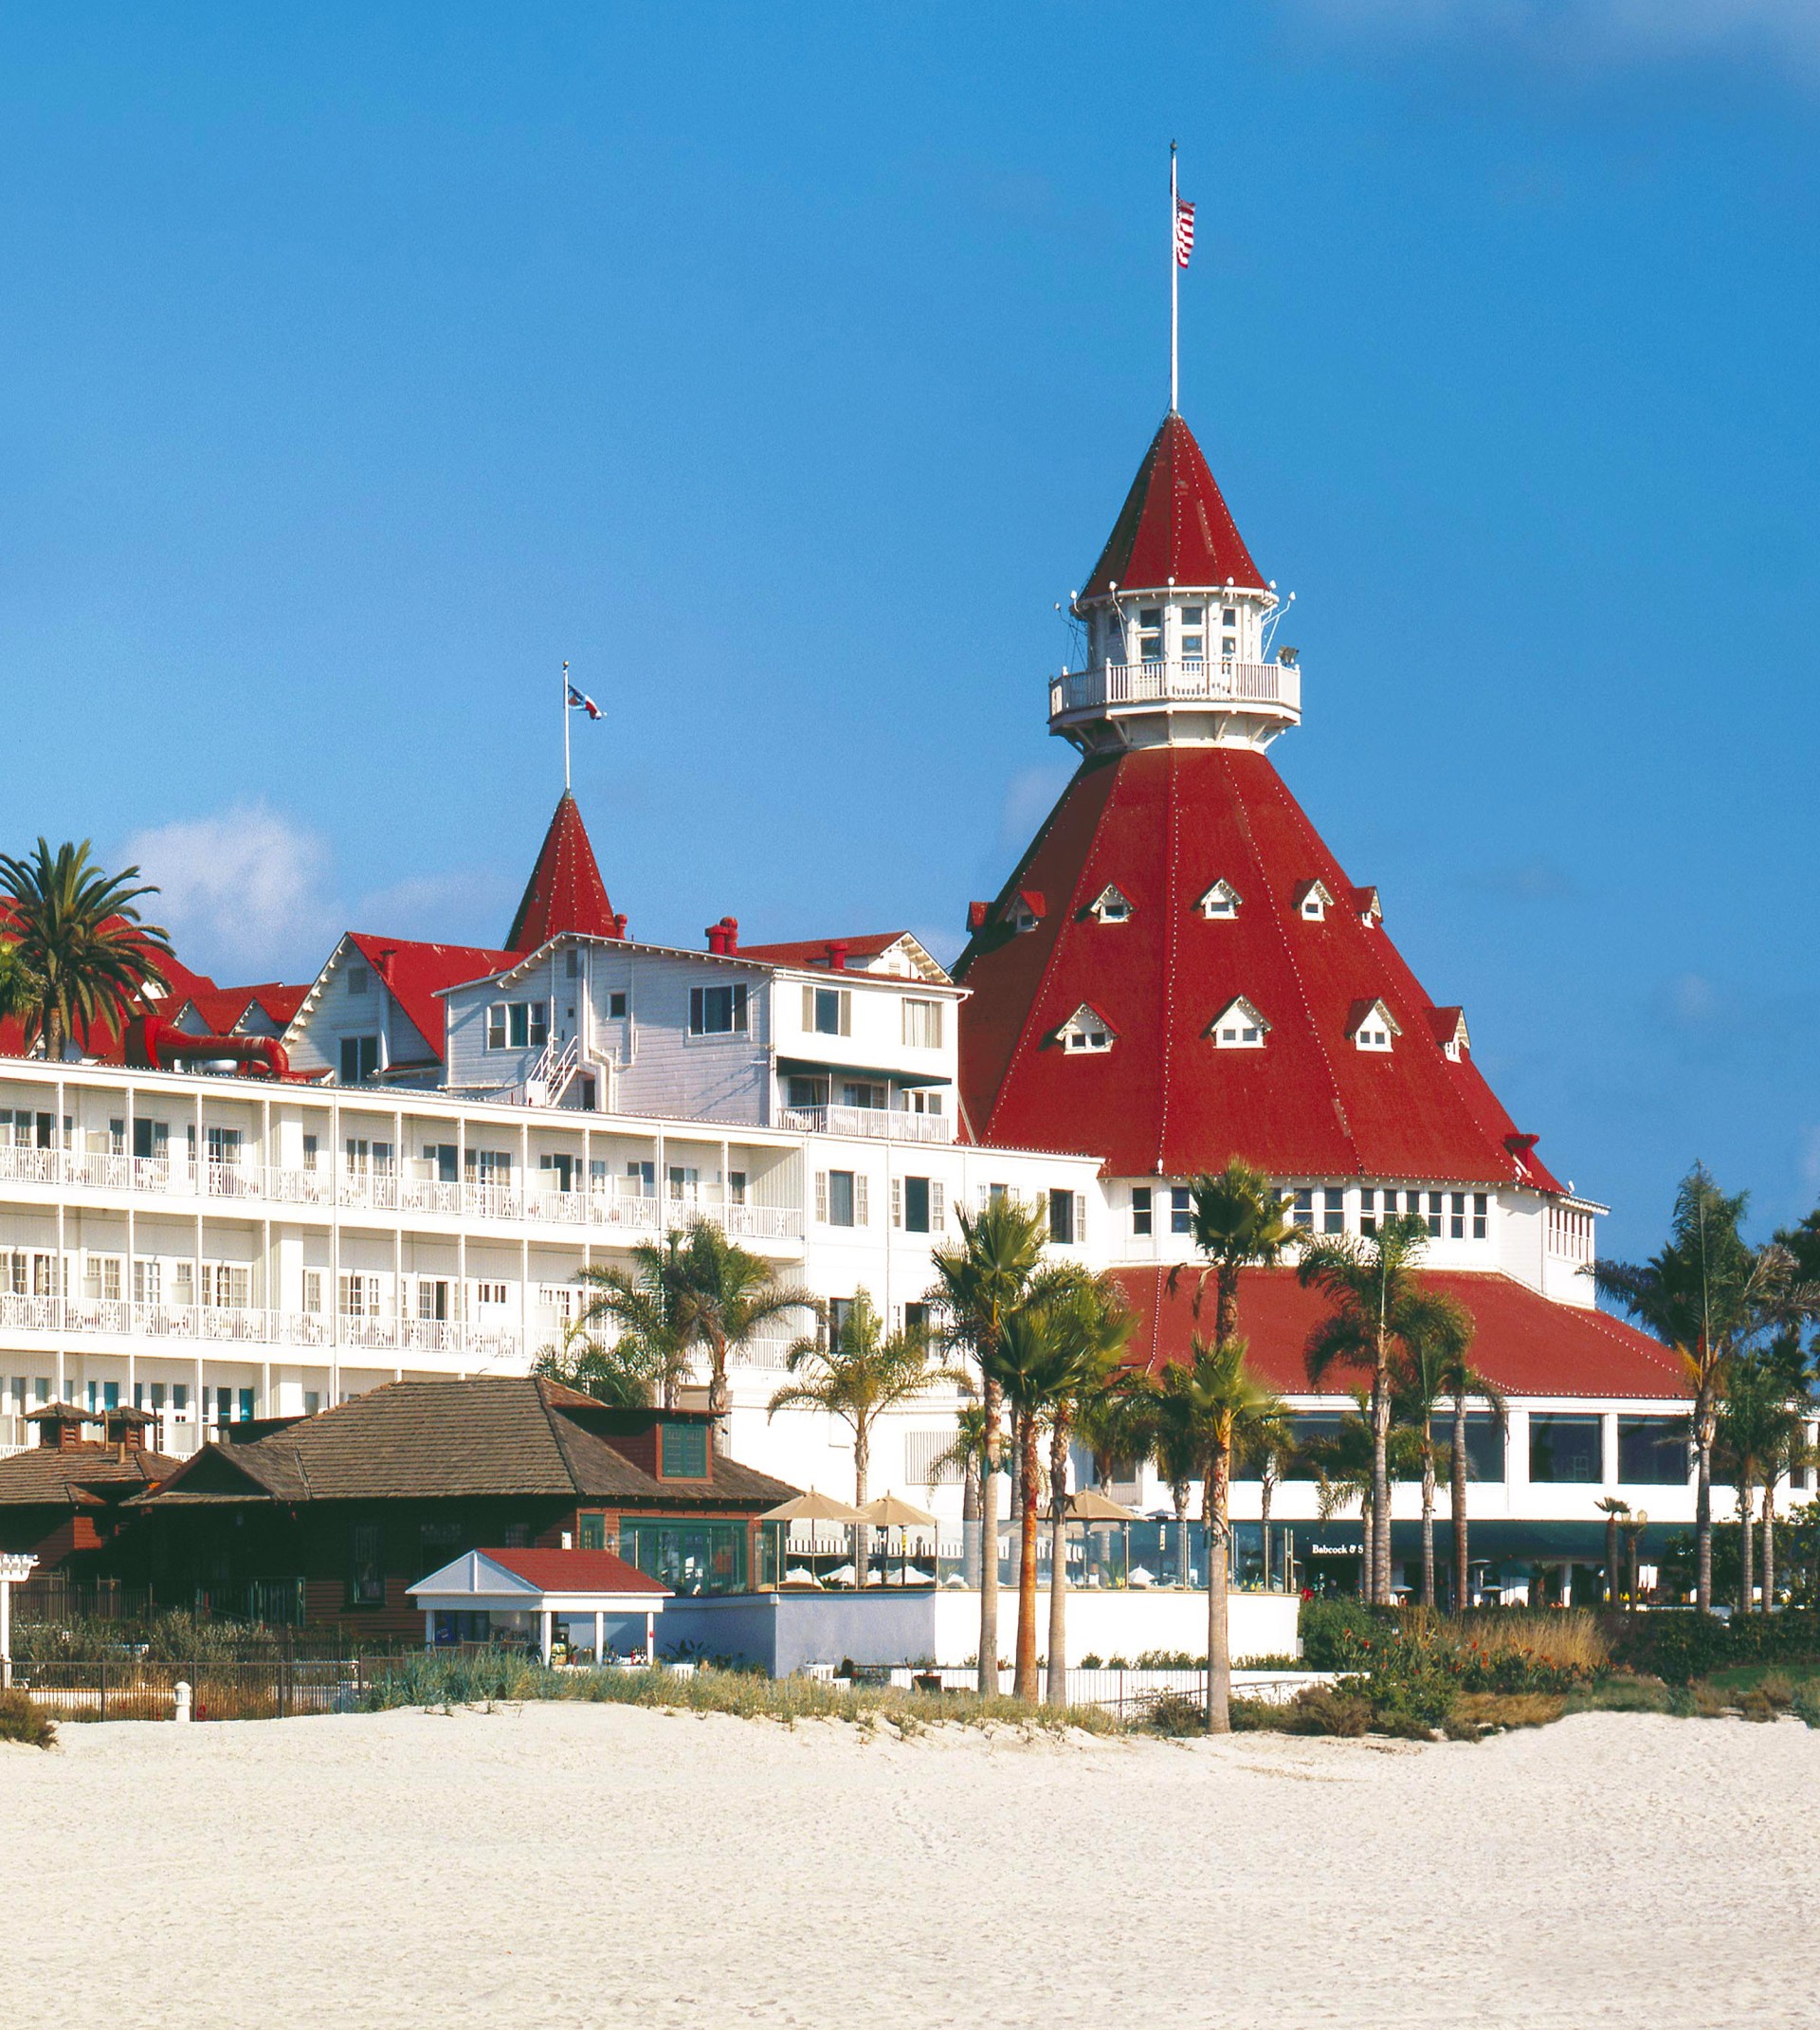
[776,1104,955,1144]
[1048,656,1301,727]
[0,1292,521,1362]
[0,1147,802,1242]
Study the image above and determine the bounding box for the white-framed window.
[1322,1187,1345,1234]
[133,1258,162,1306]
[339,1035,379,1084]
[83,1255,123,1302]
[902,997,943,1049]
[1351,1000,1400,1052]
[203,1264,251,1309]
[1170,1187,1192,1235]
[690,983,749,1035]
[818,1170,867,1228]
[1048,1189,1086,1245]
[1132,1186,1153,1237]
[1209,997,1269,1050]
[1089,885,1133,924]
[474,1280,508,1308]
[1056,1003,1115,1054]
[1296,881,1335,923]
[337,1272,382,1318]
[608,989,629,1018]
[1197,880,1242,920]
[485,1002,550,1052]
[1291,1188,1314,1232]
[1474,1193,1488,1241]
[302,1269,324,1314]
[804,984,852,1037]
[1180,605,1205,659]
[1138,605,1163,660]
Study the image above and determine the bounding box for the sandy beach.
[4,1705,1817,2028]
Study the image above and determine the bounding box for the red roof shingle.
[1082,411,1267,598]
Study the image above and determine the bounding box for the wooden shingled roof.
[139,1378,798,1510]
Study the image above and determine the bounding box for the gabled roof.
[0,1441,179,1509]
[439,1546,671,1596]
[1345,997,1402,1040]
[286,933,518,1068]
[1112,1266,1689,1404]
[954,746,1564,1189]
[138,1379,798,1510]
[506,792,621,954]
[1081,411,1267,600]
[738,931,952,982]
[179,982,308,1036]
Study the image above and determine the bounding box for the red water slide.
[124,1013,290,1080]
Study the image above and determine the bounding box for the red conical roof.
[1082,411,1266,598]
[505,792,620,954]
[954,747,1559,1191]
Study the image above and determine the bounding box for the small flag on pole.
[1174,196,1196,270]
[567,683,602,721]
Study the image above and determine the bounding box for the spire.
[1083,411,1266,599]
[505,792,622,954]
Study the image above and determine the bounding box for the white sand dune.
[5,1705,1818,2028]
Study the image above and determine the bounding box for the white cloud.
[1290,0,1820,74]
[122,803,338,980]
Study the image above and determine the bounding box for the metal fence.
[14,1659,366,1722]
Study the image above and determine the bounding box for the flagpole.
[1169,141,1179,414]
[562,660,572,793]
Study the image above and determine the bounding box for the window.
[1322,1188,1345,1235]
[1059,1004,1114,1053]
[1180,605,1205,658]
[1048,1189,1085,1245]
[1427,1414,1505,1483]
[238,1387,255,1421]
[825,1170,859,1227]
[1132,1186,1153,1237]
[578,1513,607,1551]
[302,1270,324,1314]
[828,1296,855,1344]
[303,1390,321,1417]
[1425,1191,1444,1238]
[1210,997,1267,1049]
[1530,1415,1604,1485]
[132,1117,170,1161]
[1297,883,1333,922]
[661,1421,710,1479]
[301,1134,319,1173]
[84,1255,122,1302]
[902,997,943,1048]
[902,1176,932,1234]
[1473,1193,1488,1241]
[1088,886,1133,924]
[1449,1191,1467,1240]
[337,1272,381,1318]
[1138,606,1163,660]
[804,984,851,1037]
[423,1143,458,1184]
[339,1035,379,1084]
[904,1428,960,1487]
[133,1258,161,1305]
[1359,1188,1377,1237]
[347,966,369,996]
[474,1281,508,1308]
[608,990,628,1019]
[485,1002,549,1051]
[417,1278,451,1322]
[1617,1417,1692,1486]
[1291,1188,1314,1232]
[1170,1187,1192,1235]
[203,1264,250,1308]
[690,983,749,1035]
[1198,881,1242,920]
[903,1301,930,1335]
[1353,1002,1397,1052]
[842,1081,887,1110]
[348,1523,386,1606]
[1221,605,1238,627]
[619,1518,748,1595]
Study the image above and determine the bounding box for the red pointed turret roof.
[1082,411,1267,599]
[506,792,619,954]
[954,746,1562,1191]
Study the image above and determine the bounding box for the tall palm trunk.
[1046,1416,1071,1706]
[1418,1443,1436,1610]
[1604,1510,1621,1608]
[1450,1392,1470,1614]
[1371,1330,1392,1605]
[977,1374,1001,1695]
[1359,1487,1375,1604]
[1694,1389,1716,1614]
[1738,1477,1755,1617]
[1205,1436,1232,1733]
[1761,1477,1777,1611]
[1172,1480,1191,1591]
[1013,1407,1041,1701]
[1259,1467,1275,1591]
[853,1426,871,1588]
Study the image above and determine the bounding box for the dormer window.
[1208,996,1269,1050]
[1197,880,1242,920]
[1429,1007,1470,1062]
[1295,881,1336,923]
[1055,1004,1115,1054]
[1349,998,1402,1052]
[1089,885,1134,924]
[1004,888,1046,935]
[1353,887,1383,929]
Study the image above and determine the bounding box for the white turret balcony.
[1048,656,1302,754]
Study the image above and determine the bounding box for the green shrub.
[1145,1692,1205,1735]
[1608,1609,1820,1686]
[0,1688,56,1750]
[1298,1598,1387,1669]
[1282,1685,1372,1736]
[1791,1683,1820,1729]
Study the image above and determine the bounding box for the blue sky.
[3,2,1816,1259]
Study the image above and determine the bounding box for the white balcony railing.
[0,1292,523,1361]
[776,1104,955,1145]
[0,1146,803,1242]
[1048,656,1301,723]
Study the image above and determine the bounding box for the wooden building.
[133,1377,799,1633]
[0,1403,177,1575]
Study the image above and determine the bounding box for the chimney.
[608,913,628,941]
[705,923,728,956]
[967,901,988,933]
[825,940,848,972]
[719,916,738,954]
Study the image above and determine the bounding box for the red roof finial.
[1081,412,1265,600]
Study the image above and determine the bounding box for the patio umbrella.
[1066,1490,1136,1589]
[760,1490,866,1589]
[860,1492,939,1584]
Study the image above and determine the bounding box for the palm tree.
[1717,1355,1807,1614]
[575,1232,700,1410]
[668,1218,817,1446]
[1073,1381,1155,1498]
[927,1196,1046,1695]
[769,1289,955,1585]
[1390,1291,1483,1610]
[1594,1498,1630,1608]
[533,1316,661,1407]
[1298,1210,1434,1605]
[1240,1406,1294,1592]
[1154,1336,1285,1732]
[0,839,174,1061]
[1145,1379,1199,1590]
[0,940,41,1030]
[1593,1165,1816,1613]
[1169,1158,1298,1341]
[1302,1395,1419,1602]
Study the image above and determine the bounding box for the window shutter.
[932,1181,945,1232]
[815,1172,828,1224]
[891,1177,903,1227]
[975,1183,989,1211]
[1074,1194,1086,1244]
[802,983,814,1031]
[856,1174,870,1226]
[840,991,851,1038]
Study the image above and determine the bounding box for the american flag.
[567,683,602,721]
[1174,197,1196,270]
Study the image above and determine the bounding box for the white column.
[539,1610,553,1666]
[645,1610,655,1664]
[593,1608,605,1663]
